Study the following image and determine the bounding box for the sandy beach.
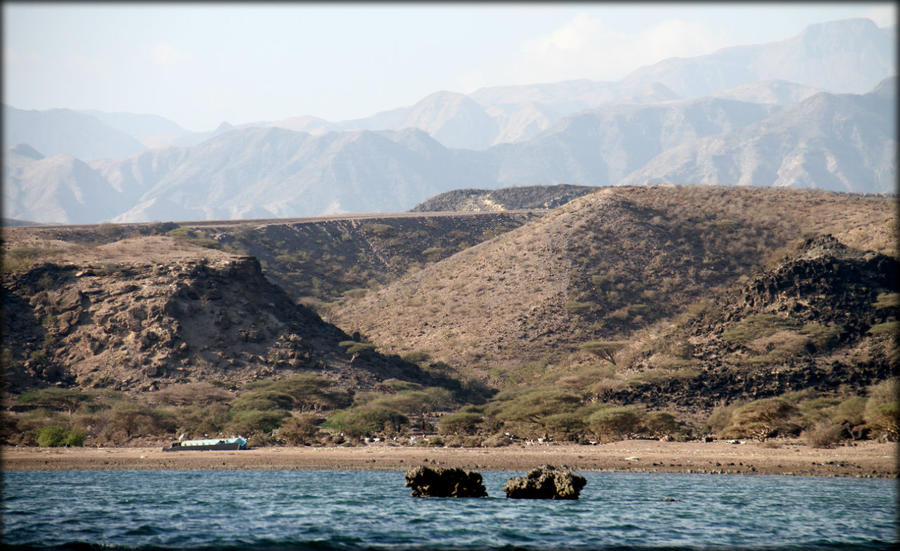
[3,439,897,477]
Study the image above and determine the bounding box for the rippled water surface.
[3,470,897,550]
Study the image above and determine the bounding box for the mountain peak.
[8,143,45,160]
[800,16,881,35]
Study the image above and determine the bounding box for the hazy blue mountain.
[101,127,487,222]
[486,97,781,187]
[3,105,148,161]
[622,18,895,98]
[337,91,500,150]
[469,79,679,112]
[619,78,897,193]
[3,146,129,224]
[5,18,894,224]
[712,80,823,105]
[268,115,339,135]
[78,110,187,140]
[263,81,680,150]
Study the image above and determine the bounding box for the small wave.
[122,524,164,537]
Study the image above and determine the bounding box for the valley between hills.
[2,185,897,452]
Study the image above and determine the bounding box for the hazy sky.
[3,2,896,132]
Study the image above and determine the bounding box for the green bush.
[705,401,743,435]
[587,406,641,440]
[438,411,484,435]
[107,402,177,438]
[487,388,583,436]
[721,398,801,440]
[226,409,289,435]
[36,425,86,447]
[176,403,231,437]
[640,411,682,437]
[868,321,899,338]
[231,390,295,412]
[864,379,899,440]
[354,387,454,415]
[339,341,377,356]
[831,395,866,427]
[873,292,900,311]
[324,406,408,438]
[243,375,349,410]
[541,412,587,441]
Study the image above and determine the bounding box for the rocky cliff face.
[2,256,437,393]
[615,235,898,408]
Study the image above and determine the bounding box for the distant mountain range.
[3,18,895,224]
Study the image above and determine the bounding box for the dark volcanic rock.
[404,466,487,498]
[503,465,586,499]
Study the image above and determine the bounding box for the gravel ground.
[3,440,897,477]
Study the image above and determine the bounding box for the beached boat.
[163,437,248,451]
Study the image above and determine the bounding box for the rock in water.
[504,465,587,499]
[404,466,488,497]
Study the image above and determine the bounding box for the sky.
[3,2,896,132]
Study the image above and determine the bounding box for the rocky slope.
[1,248,457,395]
[410,185,596,213]
[332,186,896,386]
[610,235,898,408]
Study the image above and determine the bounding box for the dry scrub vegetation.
[3,185,897,448]
[332,186,896,386]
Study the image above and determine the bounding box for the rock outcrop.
[503,465,586,499]
[404,466,488,498]
[1,255,449,393]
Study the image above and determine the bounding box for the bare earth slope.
[332,186,896,386]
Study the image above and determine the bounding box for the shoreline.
[3,439,897,477]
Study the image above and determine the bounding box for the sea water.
[2,470,896,550]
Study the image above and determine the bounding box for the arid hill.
[1,239,466,396]
[196,212,535,307]
[332,186,896,388]
[4,212,535,310]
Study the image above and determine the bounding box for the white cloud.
[501,14,730,84]
[150,42,191,69]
